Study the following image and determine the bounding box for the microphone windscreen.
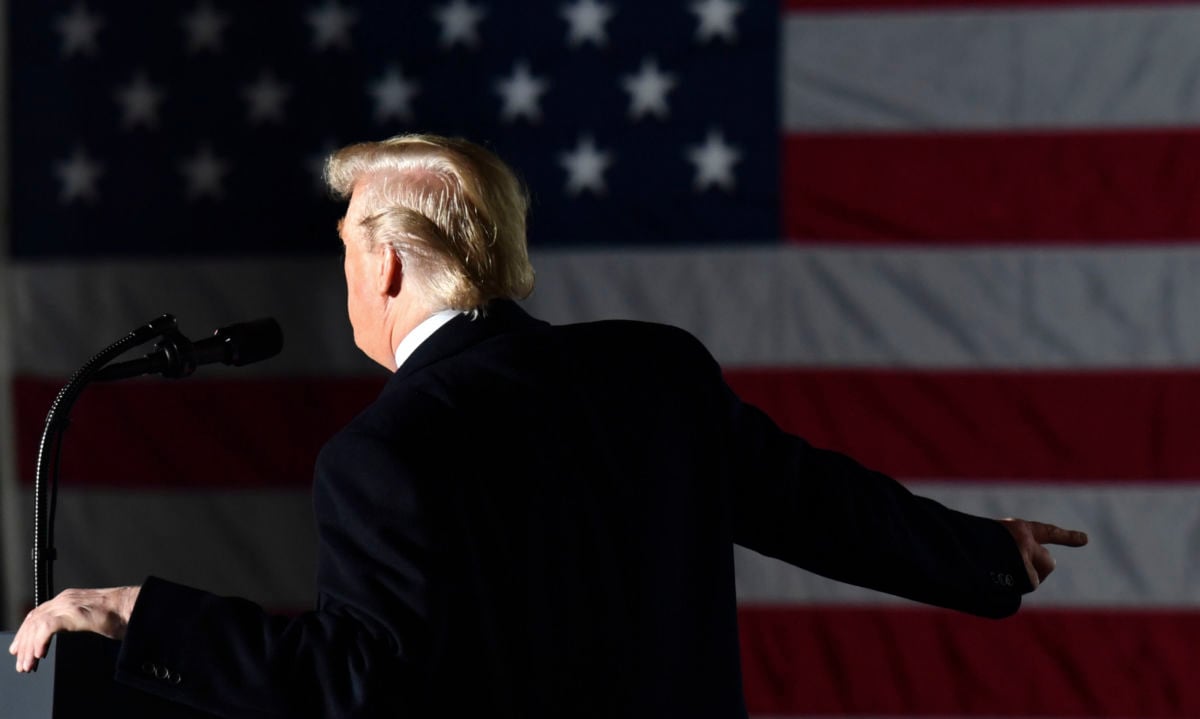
[215,318,283,366]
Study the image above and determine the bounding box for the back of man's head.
[326,134,536,312]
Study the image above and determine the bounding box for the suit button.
[171,673,183,685]
[141,662,155,676]
[153,665,167,679]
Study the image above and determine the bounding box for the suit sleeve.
[702,362,1030,618]
[114,428,431,719]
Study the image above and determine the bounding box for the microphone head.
[214,318,284,366]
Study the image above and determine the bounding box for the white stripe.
[8,256,376,378]
[43,488,316,609]
[736,481,1200,608]
[0,271,21,625]
[35,482,1200,609]
[12,246,1200,374]
[531,245,1200,368]
[783,5,1200,131]
[0,264,21,622]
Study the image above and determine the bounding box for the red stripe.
[26,599,1180,717]
[739,605,1200,717]
[725,368,1200,481]
[12,376,385,488]
[14,369,1200,487]
[782,131,1200,243]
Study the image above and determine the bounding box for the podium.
[0,632,213,718]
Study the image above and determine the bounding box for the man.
[10,134,1087,718]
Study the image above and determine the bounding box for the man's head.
[325,134,536,366]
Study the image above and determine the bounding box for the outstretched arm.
[722,384,1087,616]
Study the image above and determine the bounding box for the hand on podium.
[9,586,141,673]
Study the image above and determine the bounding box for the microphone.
[93,318,283,381]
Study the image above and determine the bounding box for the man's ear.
[379,246,403,298]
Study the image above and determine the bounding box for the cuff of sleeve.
[986,519,1037,595]
[114,576,209,703]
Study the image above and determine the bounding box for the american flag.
[4,1,1200,717]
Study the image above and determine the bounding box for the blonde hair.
[325,134,535,311]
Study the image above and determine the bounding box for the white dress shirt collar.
[393,309,463,370]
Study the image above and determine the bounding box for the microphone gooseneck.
[31,315,284,607]
[32,313,180,606]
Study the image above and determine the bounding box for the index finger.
[1032,522,1089,547]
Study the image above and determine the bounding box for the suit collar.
[393,309,462,370]
[389,299,546,384]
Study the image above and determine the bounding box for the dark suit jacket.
[115,300,1030,718]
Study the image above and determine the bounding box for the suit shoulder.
[558,319,714,361]
[320,384,449,462]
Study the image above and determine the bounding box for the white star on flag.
[370,67,420,123]
[559,136,613,196]
[686,129,740,192]
[560,0,614,48]
[622,58,676,121]
[180,146,229,200]
[306,1,358,51]
[433,0,487,49]
[55,147,103,204]
[114,73,165,130]
[243,72,291,125]
[495,61,548,123]
[690,0,742,43]
[182,2,230,54]
[56,3,103,58]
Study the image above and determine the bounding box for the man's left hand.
[8,586,140,673]
[998,518,1088,590]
